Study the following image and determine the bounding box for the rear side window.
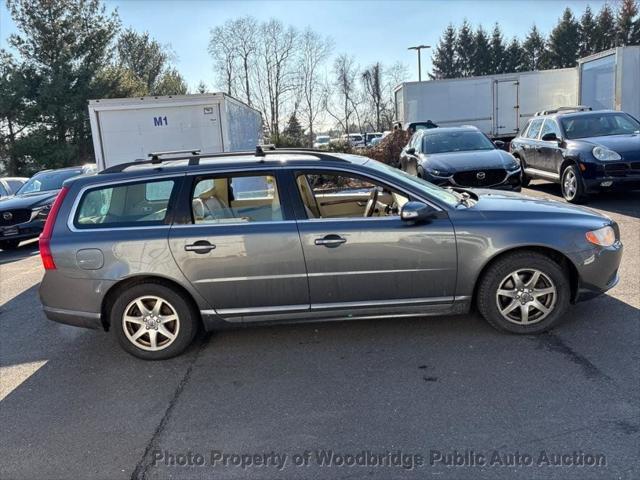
[525,119,544,139]
[75,179,176,228]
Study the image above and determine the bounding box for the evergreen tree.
[616,0,639,45]
[154,68,188,96]
[503,38,524,73]
[489,24,506,74]
[472,26,492,76]
[430,23,458,79]
[521,25,547,71]
[455,20,475,77]
[281,113,304,147]
[594,4,617,51]
[197,81,207,94]
[579,6,598,56]
[547,8,580,68]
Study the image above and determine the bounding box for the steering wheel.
[363,187,379,217]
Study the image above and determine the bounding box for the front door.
[168,171,309,319]
[537,119,564,174]
[292,169,457,312]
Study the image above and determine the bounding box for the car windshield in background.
[365,160,460,207]
[561,113,640,139]
[16,169,84,195]
[316,137,330,144]
[423,131,495,154]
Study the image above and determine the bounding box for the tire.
[477,251,570,334]
[0,240,20,250]
[417,165,425,179]
[560,164,586,203]
[520,169,531,188]
[111,282,199,360]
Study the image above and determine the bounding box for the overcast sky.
[1,0,608,91]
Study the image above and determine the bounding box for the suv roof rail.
[100,146,349,174]
[534,105,592,116]
[148,149,201,163]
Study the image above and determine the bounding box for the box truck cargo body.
[394,46,639,139]
[88,94,262,170]
[394,68,578,139]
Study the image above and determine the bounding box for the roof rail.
[99,146,349,174]
[534,105,592,116]
[148,149,201,163]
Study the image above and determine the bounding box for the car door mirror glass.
[493,140,505,149]
[541,132,558,142]
[400,201,433,222]
[406,147,416,155]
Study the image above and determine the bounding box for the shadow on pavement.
[0,238,40,266]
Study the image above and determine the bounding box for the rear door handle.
[185,240,216,254]
[314,235,346,248]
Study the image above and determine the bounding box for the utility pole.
[408,45,431,82]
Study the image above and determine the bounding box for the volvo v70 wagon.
[38,149,622,359]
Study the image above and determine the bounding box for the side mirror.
[493,140,505,149]
[406,147,416,156]
[401,201,434,223]
[541,132,558,142]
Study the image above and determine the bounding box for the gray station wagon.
[38,149,623,359]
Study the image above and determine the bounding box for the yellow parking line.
[0,360,48,401]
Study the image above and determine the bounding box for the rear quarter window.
[74,179,176,228]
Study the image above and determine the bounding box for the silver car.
[38,149,623,359]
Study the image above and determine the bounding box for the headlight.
[592,146,621,161]
[427,168,451,177]
[585,225,616,247]
[507,161,521,171]
[31,204,52,220]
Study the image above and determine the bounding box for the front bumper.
[0,219,45,242]
[425,169,522,191]
[571,240,623,302]
[583,176,640,193]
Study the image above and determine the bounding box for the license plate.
[1,227,18,237]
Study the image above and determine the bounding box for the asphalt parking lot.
[1,181,638,480]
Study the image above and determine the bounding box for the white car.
[340,133,365,148]
[313,135,331,149]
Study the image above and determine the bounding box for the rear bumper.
[42,306,103,329]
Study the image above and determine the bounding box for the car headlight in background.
[506,161,521,171]
[592,146,621,161]
[31,204,52,221]
[585,225,616,247]
[427,168,451,177]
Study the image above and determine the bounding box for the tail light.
[39,186,69,270]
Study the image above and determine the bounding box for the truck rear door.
[495,80,519,137]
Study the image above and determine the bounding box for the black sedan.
[0,165,96,250]
[399,126,521,191]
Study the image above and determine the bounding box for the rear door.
[168,170,310,320]
[495,80,519,136]
[521,117,544,169]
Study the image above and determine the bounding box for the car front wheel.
[477,252,570,334]
[111,282,199,360]
[561,164,586,203]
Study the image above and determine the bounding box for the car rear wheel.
[520,168,530,188]
[0,240,20,250]
[477,251,570,334]
[561,164,586,203]
[111,283,199,360]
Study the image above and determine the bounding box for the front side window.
[525,119,544,139]
[191,174,282,224]
[75,179,175,228]
[296,171,410,219]
[540,119,561,139]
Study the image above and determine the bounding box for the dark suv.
[510,109,640,202]
[38,149,621,360]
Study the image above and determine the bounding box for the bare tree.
[253,19,297,141]
[332,54,358,135]
[208,23,236,95]
[298,28,332,146]
[361,63,383,132]
[230,16,258,106]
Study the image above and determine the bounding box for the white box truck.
[394,68,578,139]
[88,94,262,170]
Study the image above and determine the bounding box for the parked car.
[0,177,28,198]
[340,133,365,148]
[399,126,522,190]
[370,131,391,147]
[39,149,621,360]
[510,109,640,203]
[364,132,382,146]
[0,165,96,250]
[313,135,331,149]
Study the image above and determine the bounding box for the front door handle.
[185,240,216,254]
[314,235,347,248]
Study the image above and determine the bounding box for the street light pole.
[408,45,431,82]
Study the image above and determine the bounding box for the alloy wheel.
[122,296,180,351]
[495,269,557,325]
[563,169,577,200]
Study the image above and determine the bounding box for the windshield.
[561,113,640,139]
[365,160,460,208]
[16,169,84,195]
[422,131,495,154]
[315,137,330,143]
